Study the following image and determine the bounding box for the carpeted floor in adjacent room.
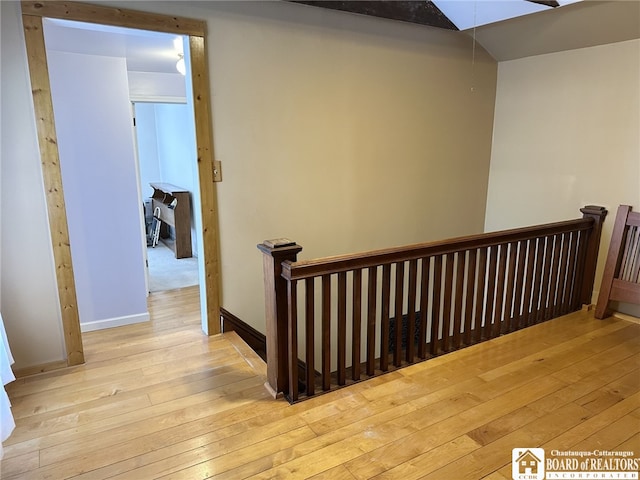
[146,242,199,292]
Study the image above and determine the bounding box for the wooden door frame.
[21,0,222,367]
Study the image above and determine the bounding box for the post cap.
[580,205,607,218]
[263,238,296,248]
[257,239,303,257]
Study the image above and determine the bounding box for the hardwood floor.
[2,288,639,479]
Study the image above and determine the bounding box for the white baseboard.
[80,312,150,332]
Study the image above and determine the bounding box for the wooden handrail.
[282,218,595,281]
[259,206,607,402]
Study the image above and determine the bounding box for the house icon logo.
[512,448,545,480]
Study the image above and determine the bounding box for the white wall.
[45,49,149,331]
[0,1,67,367]
[154,103,197,196]
[485,39,640,313]
[128,71,186,103]
[135,103,161,200]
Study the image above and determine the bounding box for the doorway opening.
[43,18,204,332]
[22,1,221,367]
[133,101,201,294]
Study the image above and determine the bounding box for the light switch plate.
[213,160,222,182]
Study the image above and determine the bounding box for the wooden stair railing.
[259,206,607,403]
[595,205,640,319]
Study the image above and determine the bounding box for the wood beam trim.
[21,1,206,36]
[21,13,84,366]
[190,34,222,335]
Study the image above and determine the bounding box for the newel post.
[579,205,608,306]
[257,239,303,398]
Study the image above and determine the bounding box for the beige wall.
[485,39,640,313]
[6,0,636,370]
[203,2,497,331]
[1,0,498,368]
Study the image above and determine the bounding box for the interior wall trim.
[13,360,69,379]
[220,308,266,361]
[79,313,150,333]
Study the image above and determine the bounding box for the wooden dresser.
[150,183,192,259]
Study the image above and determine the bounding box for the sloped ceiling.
[472,0,640,61]
[290,1,640,61]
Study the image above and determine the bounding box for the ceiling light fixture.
[176,53,186,75]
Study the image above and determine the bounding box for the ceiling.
[292,0,640,61]
[44,0,640,73]
[292,0,586,31]
[432,0,584,30]
[470,0,640,60]
[44,18,184,75]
